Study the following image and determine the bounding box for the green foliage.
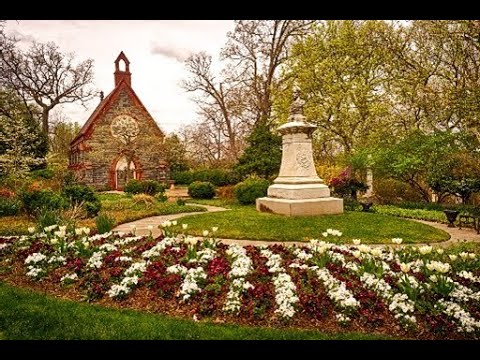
[63,184,101,218]
[0,197,21,216]
[125,179,143,195]
[49,121,81,166]
[176,198,186,206]
[172,168,240,186]
[155,192,168,203]
[235,125,282,179]
[141,180,166,196]
[30,168,55,179]
[95,214,116,234]
[36,209,61,230]
[374,205,447,223]
[234,178,270,205]
[85,201,101,218]
[188,181,215,199]
[163,134,189,172]
[20,189,67,216]
[125,180,165,196]
[63,185,97,204]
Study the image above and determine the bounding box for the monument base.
[256,197,344,216]
[268,183,330,199]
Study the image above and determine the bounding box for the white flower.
[161,221,172,228]
[459,252,469,260]
[44,225,57,232]
[75,228,83,236]
[436,248,444,255]
[147,225,153,231]
[83,227,91,235]
[392,238,403,245]
[322,232,328,237]
[182,224,188,230]
[50,238,58,245]
[449,255,458,261]
[358,245,371,253]
[419,245,432,255]
[28,227,36,234]
[469,253,476,259]
[371,248,383,257]
[400,263,411,273]
[172,220,178,226]
[352,250,361,259]
[53,231,65,239]
[212,227,218,233]
[352,239,361,245]
[60,273,78,283]
[193,314,199,322]
[202,230,209,237]
[59,225,67,232]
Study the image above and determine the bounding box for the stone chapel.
[69,52,169,190]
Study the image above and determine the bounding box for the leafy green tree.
[0,90,47,178]
[49,121,81,166]
[235,124,281,179]
[164,133,189,172]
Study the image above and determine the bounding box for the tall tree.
[222,20,315,127]
[1,40,96,135]
[0,90,47,178]
[49,120,81,166]
[276,20,396,154]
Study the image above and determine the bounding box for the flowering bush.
[329,167,368,201]
[1,227,480,339]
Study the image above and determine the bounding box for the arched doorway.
[115,156,137,190]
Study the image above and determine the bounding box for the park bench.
[458,206,480,234]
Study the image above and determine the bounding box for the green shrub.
[142,180,166,196]
[125,179,165,196]
[95,214,116,234]
[176,198,186,206]
[30,168,55,180]
[63,185,101,218]
[20,189,67,216]
[188,181,215,199]
[234,178,269,205]
[173,169,241,186]
[85,201,102,217]
[125,179,143,194]
[0,197,21,216]
[155,192,168,203]
[36,209,61,230]
[132,194,156,208]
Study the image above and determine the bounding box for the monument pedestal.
[256,89,343,217]
[256,197,343,216]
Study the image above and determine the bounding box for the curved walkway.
[113,204,480,247]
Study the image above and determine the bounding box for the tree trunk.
[42,108,49,135]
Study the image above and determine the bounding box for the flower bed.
[0,226,479,339]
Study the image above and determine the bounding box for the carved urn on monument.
[256,89,343,216]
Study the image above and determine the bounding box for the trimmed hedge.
[234,178,269,205]
[173,169,241,186]
[188,181,215,199]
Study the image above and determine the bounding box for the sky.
[4,20,235,134]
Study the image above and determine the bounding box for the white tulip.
[172,220,177,226]
[352,250,361,259]
[182,224,188,230]
[392,238,403,245]
[436,248,444,255]
[352,239,361,245]
[429,275,438,283]
[400,263,411,273]
[59,226,67,232]
[459,252,469,260]
[50,238,58,245]
[202,230,209,237]
[75,228,83,236]
[449,254,458,261]
[468,253,476,259]
[212,227,218,233]
[28,227,36,234]
[322,232,328,237]
[419,245,432,255]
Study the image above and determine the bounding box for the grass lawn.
[175,204,449,244]
[0,282,389,340]
[0,193,205,236]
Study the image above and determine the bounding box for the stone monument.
[256,89,343,216]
